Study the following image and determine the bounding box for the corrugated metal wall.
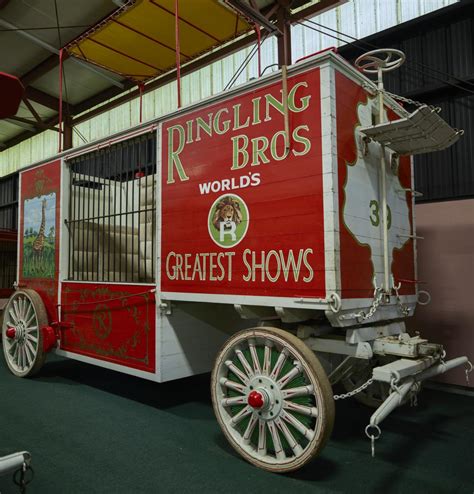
[339,2,474,202]
[0,0,458,176]
[0,172,18,230]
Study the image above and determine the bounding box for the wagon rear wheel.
[211,326,335,473]
[2,289,47,377]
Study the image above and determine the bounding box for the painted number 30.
[369,200,392,229]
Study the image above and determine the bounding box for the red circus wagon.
[2,48,471,472]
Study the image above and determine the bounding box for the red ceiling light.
[0,72,24,119]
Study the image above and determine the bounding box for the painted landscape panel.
[23,192,56,279]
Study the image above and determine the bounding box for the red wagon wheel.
[211,327,335,473]
[2,289,47,377]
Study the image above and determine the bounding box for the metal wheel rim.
[212,328,332,471]
[2,292,41,376]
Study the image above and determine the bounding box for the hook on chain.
[465,360,473,385]
[365,424,381,458]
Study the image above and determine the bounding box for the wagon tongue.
[6,327,16,339]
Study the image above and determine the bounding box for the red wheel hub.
[6,327,16,339]
[248,390,264,409]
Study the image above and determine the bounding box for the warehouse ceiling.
[0,0,344,152]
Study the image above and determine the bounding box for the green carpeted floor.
[1,354,473,493]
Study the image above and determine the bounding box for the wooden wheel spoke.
[8,308,19,325]
[8,339,18,354]
[17,298,24,319]
[262,340,272,375]
[248,339,261,375]
[257,420,267,456]
[225,360,249,385]
[26,333,38,346]
[13,300,21,321]
[20,297,28,319]
[24,313,36,328]
[277,361,303,388]
[25,325,38,334]
[281,410,315,441]
[282,385,313,399]
[283,400,318,418]
[270,349,288,380]
[25,338,37,356]
[221,395,247,407]
[230,405,251,426]
[23,342,33,367]
[267,420,285,460]
[18,345,25,368]
[276,418,303,457]
[234,346,253,378]
[219,377,245,394]
[24,304,33,323]
[243,414,258,445]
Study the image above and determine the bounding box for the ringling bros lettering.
[161,69,326,299]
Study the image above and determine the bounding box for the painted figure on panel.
[23,193,56,278]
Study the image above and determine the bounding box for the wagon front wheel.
[2,289,47,377]
[211,326,335,473]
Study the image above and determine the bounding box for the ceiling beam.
[2,114,59,149]
[24,86,68,113]
[7,115,59,132]
[0,18,125,89]
[224,0,281,34]
[21,53,68,86]
[290,0,347,22]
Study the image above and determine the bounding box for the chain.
[465,361,473,385]
[339,287,384,323]
[381,89,427,108]
[13,463,34,494]
[361,82,435,111]
[393,282,410,317]
[334,377,374,401]
[362,288,384,321]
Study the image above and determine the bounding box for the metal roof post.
[175,0,182,108]
[63,116,73,151]
[276,1,292,67]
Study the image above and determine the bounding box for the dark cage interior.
[67,133,156,283]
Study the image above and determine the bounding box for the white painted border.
[16,172,22,284]
[54,349,160,382]
[160,291,328,309]
[320,61,341,299]
[156,123,163,380]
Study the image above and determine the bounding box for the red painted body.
[60,282,156,373]
[42,326,57,353]
[161,69,326,300]
[335,72,416,298]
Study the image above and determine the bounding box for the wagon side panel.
[334,70,416,304]
[59,282,156,374]
[160,67,326,306]
[18,160,61,321]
